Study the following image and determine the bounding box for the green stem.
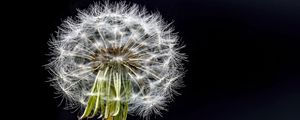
[80,64,132,120]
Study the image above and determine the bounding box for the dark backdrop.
[9,0,300,120]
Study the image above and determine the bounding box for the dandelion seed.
[46,1,186,120]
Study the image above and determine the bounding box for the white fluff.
[47,1,186,118]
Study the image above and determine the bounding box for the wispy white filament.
[47,1,186,118]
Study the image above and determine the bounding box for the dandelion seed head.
[47,1,186,118]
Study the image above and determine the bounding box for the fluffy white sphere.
[47,2,186,119]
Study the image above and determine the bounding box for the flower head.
[47,1,185,120]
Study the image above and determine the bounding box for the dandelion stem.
[80,64,132,120]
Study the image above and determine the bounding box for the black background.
[8,0,300,120]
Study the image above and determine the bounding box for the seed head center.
[111,56,124,62]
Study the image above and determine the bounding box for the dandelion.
[46,1,186,120]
